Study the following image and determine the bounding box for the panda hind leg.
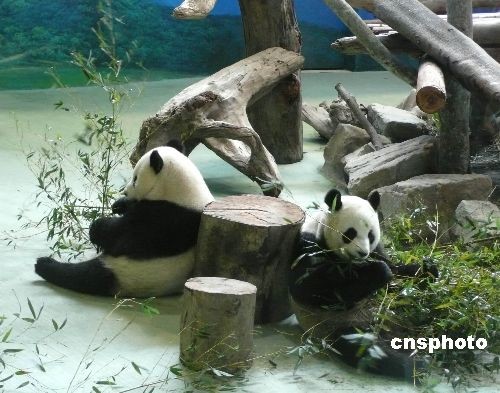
[333,329,428,381]
[35,256,117,296]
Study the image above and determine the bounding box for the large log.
[323,0,416,86]
[438,0,472,174]
[131,47,304,197]
[350,0,500,107]
[194,195,304,324]
[346,0,500,13]
[179,277,256,373]
[416,60,446,114]
[238,0,303,164]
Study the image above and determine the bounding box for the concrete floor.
[0,71,495,392]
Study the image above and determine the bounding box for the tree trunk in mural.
[238,0,303,164]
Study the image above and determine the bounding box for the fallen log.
[172,0,217,19]
[323,0,416,86]
[416,60,446,114]
[130,47,304,197]
[352,0,500,107]
[346,0,500,13]
[335,83,384,150]
[301,103,336,140]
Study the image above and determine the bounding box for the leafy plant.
[8,0,134,259]
[378,207,500,388]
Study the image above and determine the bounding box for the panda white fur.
[35,145,214,297]
[290,189,435,380]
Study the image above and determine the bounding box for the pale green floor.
[0,71,496,392]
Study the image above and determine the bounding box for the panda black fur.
[290,189,435,380]
[35,146,214,297]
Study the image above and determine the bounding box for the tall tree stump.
[194,195,305,324]
[238,0,303,164]
[180,277,257,373]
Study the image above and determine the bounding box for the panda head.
[322,189,381,259]
[124,146,214,211]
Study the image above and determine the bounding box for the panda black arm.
[90,200,201,259]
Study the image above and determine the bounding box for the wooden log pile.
[337,0,500,107]
[332,13,500,62]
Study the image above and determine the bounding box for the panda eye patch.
[342,228,357,244]
[368,230,375,244]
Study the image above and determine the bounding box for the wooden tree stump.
[180,277,257,373]
[194,195,305,324]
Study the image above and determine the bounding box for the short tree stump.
[179,277,257,374]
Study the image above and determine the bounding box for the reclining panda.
[290,188,437,380]
[35,145,214,297]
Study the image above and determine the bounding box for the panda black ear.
[150,150,164,174]
[325,189,342,211]
[368,190,380,211]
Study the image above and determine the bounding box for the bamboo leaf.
[27,298,36,319]
[2,328,12,342]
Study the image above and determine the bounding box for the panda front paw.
[111,197,134,215]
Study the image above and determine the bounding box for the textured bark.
[438,0,472,173]
[335,83,384,150]
[131,47,304,197]
[238,0,303,164]
[301,103,336,140]
[346,0,500,13]
[323,0,417,86]
[172,0,217,19]
[416,60,446,114]
[352,0,500,107]
[332,15,500,56]
[194,195,304,324]
[180,277,256,373]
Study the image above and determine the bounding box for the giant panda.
[35,145,214,297]
[290,188,436,380]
